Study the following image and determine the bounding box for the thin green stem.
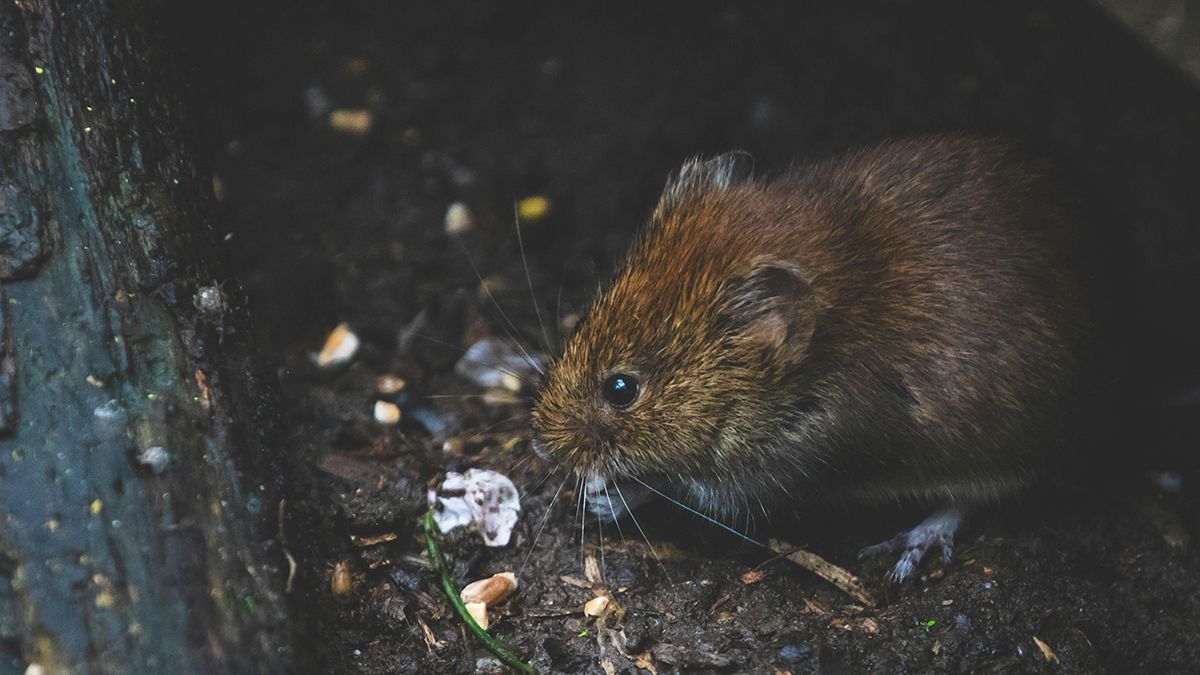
[422,511,534,673]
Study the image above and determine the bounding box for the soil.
[170,1,1200,672]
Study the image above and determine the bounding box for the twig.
[422,511,534,673]
[768,540,877,608]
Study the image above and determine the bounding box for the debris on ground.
[428,469,521,546]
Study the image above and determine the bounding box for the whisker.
[422,394,533,402]
[596,508,605,579]
[514,203,553,354]
[464,414,526,442]
[630,476,767,549]
[519,470,569,578]
[405,332,532,386]
[453,235,545,376]
[613,481,672,584]
[579,475,588,571]
[602,482,628,551]
[554,285,565,350]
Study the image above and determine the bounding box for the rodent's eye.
[602,372,640,408]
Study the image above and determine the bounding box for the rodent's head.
[532,154,819,491]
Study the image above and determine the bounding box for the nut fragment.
[316,323,359,368]
[376,374,406,395]
[460,572,518,606]
[373,400,401,425]
[516,195,550,222]
[444,202,474,235]
[583,594,610,617]
[465,601,489,629]
[331,561,353,596]
[329,109,372,135]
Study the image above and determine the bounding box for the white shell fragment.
[460,572,518,606]
[428,469,521,546]
[453,337,544,392]
[444,202,474,236]
[315,323,359,368]
[373,400,401,425]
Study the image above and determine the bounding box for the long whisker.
[579,476,588,571]
[554,285,565,351]
[453,235,545,376]
[423,394,534,402]
[596,508,605,579]
[405,332,532,386]
[602,482,627,550]
[613,481,672,584]
[630,476,767,548]
[514,203,553,354]
[519,471,569,578]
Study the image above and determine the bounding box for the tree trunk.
[0,2,290,673]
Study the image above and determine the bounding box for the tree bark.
[0,2,290,673]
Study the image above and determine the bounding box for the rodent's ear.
[669,151,755,191]
[723,261,817,364]
[657,152,755,219]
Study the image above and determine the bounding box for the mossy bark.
[0,2,290,672]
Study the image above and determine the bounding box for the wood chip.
[1033,636,1059,664]
[741,569,766,584]
[584,554,602,584]
[769,540,877,607]
[350,532,398,547]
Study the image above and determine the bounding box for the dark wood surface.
[0,2,290,672]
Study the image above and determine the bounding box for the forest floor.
[178,1,1200,672]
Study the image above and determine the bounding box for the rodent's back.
[533,135,1088,513]
[769,137,1087,501]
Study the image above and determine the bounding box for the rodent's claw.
[858,506,966,583]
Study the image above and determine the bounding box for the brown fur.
[532,135,1088,517]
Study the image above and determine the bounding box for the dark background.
[165,1,1200,672]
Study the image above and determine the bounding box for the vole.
[531,135,1088,581]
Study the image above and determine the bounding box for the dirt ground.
[173,1,1200,672]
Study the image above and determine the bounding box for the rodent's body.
[532,136,1087,534]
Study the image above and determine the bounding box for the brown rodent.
[531,135,1089,579]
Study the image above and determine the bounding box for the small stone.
[373,400,401,425]
[444,202,474,236]
[778,643,811,663]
